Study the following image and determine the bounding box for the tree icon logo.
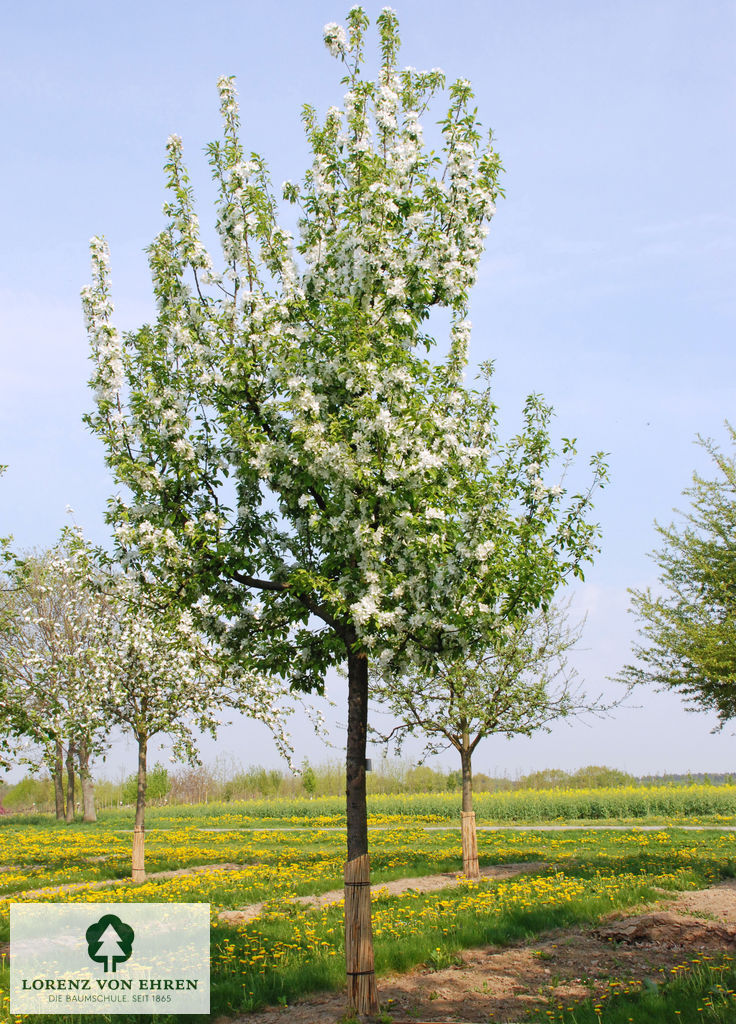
[85,914,135,973]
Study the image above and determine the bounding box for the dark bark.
[132,732,148,880]
[461,724,473,814]
[135,732,147,830]
[344,641,379,1015]
[346,647,369,860]
[53,740,64,820]
[459,722,480,880]
[65,742,76,823]
[78,739,97,823]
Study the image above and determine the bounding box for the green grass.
[207,871,666,1015]
[3,812,736,1022]
[1,868,671,1023]
[539,954,736,1023]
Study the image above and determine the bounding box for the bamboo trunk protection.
[461,810,480,880]
[132,826,145,882]
[344,853,379,1016]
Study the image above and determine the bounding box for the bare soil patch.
[223,879,736,1024]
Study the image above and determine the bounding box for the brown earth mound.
[595,910,736,948]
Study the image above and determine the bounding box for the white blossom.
[323,22,347,57]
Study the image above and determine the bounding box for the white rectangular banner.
[10,903,210,1014]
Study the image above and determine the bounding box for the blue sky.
[1,1,735,779]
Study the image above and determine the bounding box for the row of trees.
[0,529,293,876]
[0,531,594,827]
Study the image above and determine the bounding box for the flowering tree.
[0,468,16,776]
[83,9,605,1012]
[94,569,293,880]
[372,602,605,879]
[0,530,291,855]
[0,532,109,820]
[0,467,11,572]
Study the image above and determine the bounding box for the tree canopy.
[371,600,608,876]
[83,9,604,693]
[620,425,736,726]
[82,8,607,1011]
[372,602,590,761]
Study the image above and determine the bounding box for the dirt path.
[2,862,244,899]
[219,861,548,925]
[221,879,736,1024]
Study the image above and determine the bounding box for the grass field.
[3,791,736,1023]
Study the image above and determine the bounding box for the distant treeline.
[1,759,734,814]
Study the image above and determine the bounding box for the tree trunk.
[78,739,97,823]
[132,732,147,881]
[344,645,379,1017]
[460,729,479,880]
[65,742,76,823]
[53,740,64,820]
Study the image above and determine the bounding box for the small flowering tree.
[372,602,605,879]
[0,531,291,852]
[83,8,605,1012]
[0,469,16,775]
[93,570,293,880]
[0,532,109,820]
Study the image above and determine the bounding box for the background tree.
[83,9,605,1012]
[122,762,171,805]
[300,758,317,797]
[92,569,293,880]
[0,532,109,821]
[0,465,18,775]
[620,425,736,726]
[372,602,605,878]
